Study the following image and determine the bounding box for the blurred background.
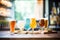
[0,0,60,31]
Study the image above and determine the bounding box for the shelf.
[0,15,11,18]
[0,4,12,9]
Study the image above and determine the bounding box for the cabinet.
[48,0,60,28]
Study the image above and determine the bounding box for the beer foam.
[39,18,48,20]
[9,19,16,21]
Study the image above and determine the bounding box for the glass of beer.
[44,18,48,30]
[9,20,16,34]
[39,18,48,33]
[30,18,37,34]
[39,18,45,33]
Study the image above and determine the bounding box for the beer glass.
[17,20,25,33]
[24,18,30,33]
[39,18,45,33]
[44,18,48,30]
[9,20,16,34]
[30,18,37,34]
[39,18,48,33]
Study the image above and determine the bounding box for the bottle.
[50,2,57,25]
[56,2,60,28]
[52,2,57,15]
[57,2,60,15]
[50,11,54,25]
[50,3,55,25]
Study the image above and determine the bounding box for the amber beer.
[39,18,45,34]
[9,20,16,33]
[39,19,45,27]
[44,20,48,28]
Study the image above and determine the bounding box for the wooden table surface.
[0,31,60,38]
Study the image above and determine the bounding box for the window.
[1,0,43,30]
[14,0,43,21]
[14,0,36,21]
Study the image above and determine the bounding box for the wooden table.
[0,31,60,38]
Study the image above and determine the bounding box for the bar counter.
[0,31,60,38]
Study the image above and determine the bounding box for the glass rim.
[9,19,16,21]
